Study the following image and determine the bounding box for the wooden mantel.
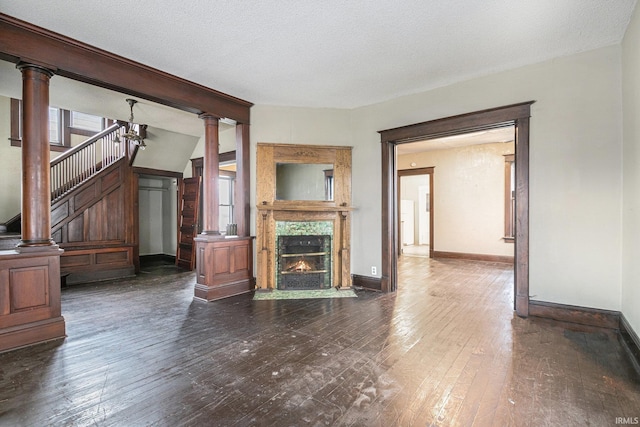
[256,143,353,290]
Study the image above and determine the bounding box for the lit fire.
[287,259,314,272]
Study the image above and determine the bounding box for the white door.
[401,199,414,246]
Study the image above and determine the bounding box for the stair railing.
[50,122,127,202]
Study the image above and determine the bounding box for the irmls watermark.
[616,417,640,425]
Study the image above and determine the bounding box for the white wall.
[138,176,177,256]
[622,3,640,335]
[134,127,199,172]
[399,142,514,257]
[252,45,624,311]
[0,95,68,222]
[183,125,236,178]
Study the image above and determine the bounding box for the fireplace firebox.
[277,235,331,289]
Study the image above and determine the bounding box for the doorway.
[135,169,182,268]
[398,167,434,258]
[379,102,533,317]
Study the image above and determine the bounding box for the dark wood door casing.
[379,102,534,317]
[176,177,201,270]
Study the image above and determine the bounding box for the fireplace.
[277,235,331,289]
[256,143,352,290]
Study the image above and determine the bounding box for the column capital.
[16,61,56,78]
[198,113,220,122]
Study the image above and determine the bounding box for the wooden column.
[235,123,250,237]
[0,62,66,353]
[199,114,220,235]
[17,63,57,248]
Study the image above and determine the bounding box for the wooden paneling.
[194,236,254,301]
[51,202,69,227]
[10,267,48,311]
[73,185,98,210]
[0,249,65,352]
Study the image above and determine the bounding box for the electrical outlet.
[371,266,377,276]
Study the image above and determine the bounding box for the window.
[71,111,104,132]
[48,107,62,144]
[9,98,107,151]
[504,154,515,241]
[219,173,235,233]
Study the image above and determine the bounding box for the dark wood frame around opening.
[379,102,533,317]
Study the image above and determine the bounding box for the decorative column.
[0,62,65,353]
[199,113,220,235]
[193,114,254,301]
[17,63,57,249]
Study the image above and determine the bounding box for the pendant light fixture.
[114,98,147,150]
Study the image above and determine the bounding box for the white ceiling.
[0,0,636,111]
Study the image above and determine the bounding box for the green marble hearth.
[253,288,357,300]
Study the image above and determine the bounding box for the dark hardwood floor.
[1,256,639,426]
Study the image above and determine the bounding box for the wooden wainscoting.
[0,249,66,352]
[193,236,254,301]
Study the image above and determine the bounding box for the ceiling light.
[114,98,147,149]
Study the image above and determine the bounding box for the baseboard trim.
[620,314,640,374]
[432,251,513,264]
[529,300,620,329]
[65,267,136,285]
[0,317,66,353]
[352,274,382,292]
[139,254,176,263]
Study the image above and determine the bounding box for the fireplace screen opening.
[277,235,331,290]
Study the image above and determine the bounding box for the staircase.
[1,122,141,284]
[2,122,127,238]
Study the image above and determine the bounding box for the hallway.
[0,257,638,425]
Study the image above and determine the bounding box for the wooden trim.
[432,251,513,264]
[514,116,530,316]
[620,314,640,373]
[0,317,66,354]
[133,167,183,179]
[0,13,252,123]
[220,150,237,164]
[379,102,533,318]
[529,300,620,329]
[352,274,382,292]
[504,154,515,238]
[379,102,532,143]
[236,125,250,237]
[380,140,396,293]
[9,97,20,143]
[139,254,176,263]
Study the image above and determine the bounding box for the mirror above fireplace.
[275,162,334,201]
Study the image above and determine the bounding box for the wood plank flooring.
[0,256,639,426]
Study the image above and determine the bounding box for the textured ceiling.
[0,0,636,109]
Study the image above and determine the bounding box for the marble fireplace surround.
[256,143,353,290]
